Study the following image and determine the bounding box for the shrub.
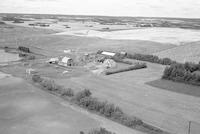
[32,75,43,83]
[18,46,30,53]
[74,89,92,102]
[40,79,59,91]
[61,88,74,97]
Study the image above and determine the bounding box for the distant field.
[0,25,175,55]
[154,41,200,63]
[56,28,200,45]
[147,79,200,97]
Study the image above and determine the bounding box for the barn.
[101,51,116,57]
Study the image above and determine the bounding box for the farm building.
[101,51,116,57]
[48,57,59,64]
[59,57,74,66]
[103,59,117,68]
[120,51,127,57]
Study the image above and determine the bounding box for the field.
[1,14,200,134]
[55,61,200,134]
[0,72,144,134]
[147,79,200,98]
[154,41,200,63]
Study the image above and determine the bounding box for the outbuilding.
[101,51,116,57]
[48,57,59,64]
[103,59,117,68]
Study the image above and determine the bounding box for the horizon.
[0,0,200,19]
[1,12,200,20]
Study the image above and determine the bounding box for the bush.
[32,75,43,83]
[61,88,74,97]
[74,89,92,102]
[105,63,147,75]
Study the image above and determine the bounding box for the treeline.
[162,62,200,86]
[126,53,176,65]
[31,75,168,134]
[105,63,147,75]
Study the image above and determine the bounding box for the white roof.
[49,57,59,62]
[101,51,116,56]
[61,57,72,63]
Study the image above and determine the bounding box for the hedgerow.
[126,53,176,65]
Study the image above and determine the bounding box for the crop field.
[154,41,200,63]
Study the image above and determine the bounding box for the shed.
[48,57,59,64]
[103,59,117,68]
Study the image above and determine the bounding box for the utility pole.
[188,121,191,134]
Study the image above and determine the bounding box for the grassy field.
[0,72,145,134]
[147,79,200,98]
[56,62,200,134]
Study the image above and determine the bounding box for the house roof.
[61,57,72,63]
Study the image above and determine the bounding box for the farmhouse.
[59,57,74,67]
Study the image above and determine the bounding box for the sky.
[0,0,200,18]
